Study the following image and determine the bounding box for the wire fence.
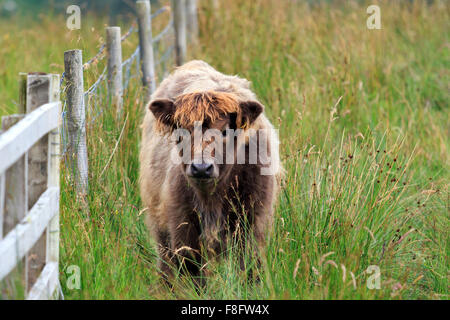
[59,1,194,188]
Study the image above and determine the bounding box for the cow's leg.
[155,228,174,282]
[168,210,204,286]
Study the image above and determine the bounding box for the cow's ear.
[149,99,175,127]
[240,100,264,127]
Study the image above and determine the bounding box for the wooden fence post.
[106,26,124,116]
[173,0,187,66]
[64,50,89,195]
[137,0,156,102]
[46,76,61,276]
[186,0,199,44]
[19,73,27,114]
[25,73,60,293]
[2,73,28,237]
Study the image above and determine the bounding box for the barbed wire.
[60,5,175,160]
[152,5,170,19]
[87,90,106,125]
[83,4,170,71]
[121,24,136,42]
[123,46,140,89]
[153,17,174,44]
[83,43,107,70]
[156,45,174,67]
[60,72,65,89]
[122,46,140,69]
[85,67,107,96]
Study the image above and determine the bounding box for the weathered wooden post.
[24,73,60,292]
[106,26,124,115]
[137,0,156,102]
[46,80,61,277]
[186,0,199,44]
[1,73,28,237]
[64,50,89,195]
[26,74,59,206]
[173,0,187,66]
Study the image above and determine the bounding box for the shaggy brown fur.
[153,91,259,134]
[174,91,240,128]
[139,60,282,282]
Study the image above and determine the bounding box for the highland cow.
[139,60,282,282]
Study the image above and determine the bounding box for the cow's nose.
[190,163,214,179]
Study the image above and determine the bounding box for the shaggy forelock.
[173,91,240,129]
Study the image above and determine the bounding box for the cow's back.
[151,60,258,102]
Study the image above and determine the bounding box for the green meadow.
[0,0,448,299]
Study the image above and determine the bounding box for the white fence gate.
[0,74,61,300]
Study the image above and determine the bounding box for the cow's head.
[149,91,263,188]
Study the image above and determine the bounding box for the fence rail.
[0,102,60,174]
[0,187,59,282]
[0,96,61,300]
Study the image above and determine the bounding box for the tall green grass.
[1,0,448,299]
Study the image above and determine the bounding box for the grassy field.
[0,0,448,299]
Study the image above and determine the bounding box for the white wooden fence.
[0,74,61,300]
